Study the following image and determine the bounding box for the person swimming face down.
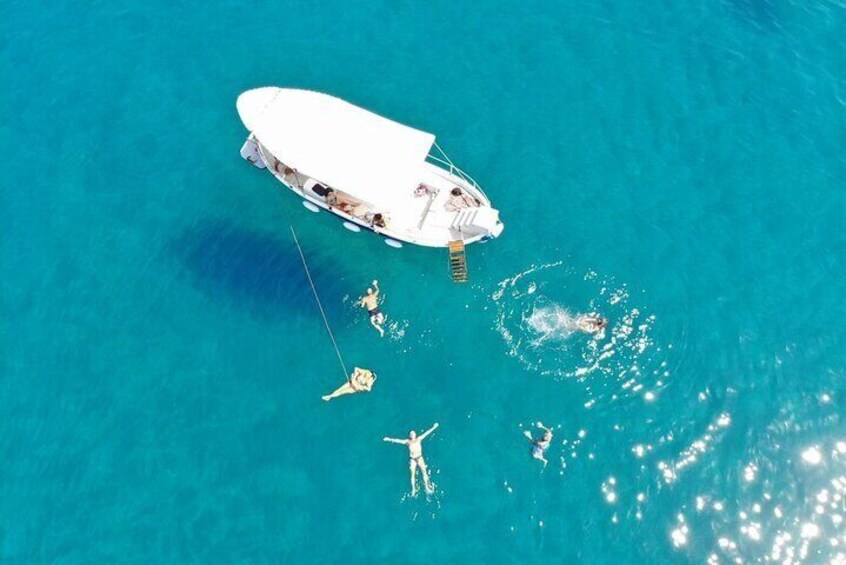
[576,315,608,334]
[525,422,553,467]
[359,280,385,337]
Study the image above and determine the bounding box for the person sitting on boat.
[372,213,387,229]
[359,279,386,337]
[523,422,553,467]
[444,187,481,212]
[327,190,357,214]
[313,183,333,199]
[322,367,377,402]
[414,183,432,197]
[272,158,294,176]
[383,422,439,496]
[576,315,608,334]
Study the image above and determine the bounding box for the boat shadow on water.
[169,220,347,321]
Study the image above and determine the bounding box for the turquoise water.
[3,0,846,562]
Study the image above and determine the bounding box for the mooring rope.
[290,226,349,380]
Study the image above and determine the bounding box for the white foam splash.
[525,303,578,345]
[491,263,665,402]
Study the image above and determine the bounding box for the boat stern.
[453,206,504,241]
[489,217,505,239]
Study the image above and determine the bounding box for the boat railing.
[427,142,490,202]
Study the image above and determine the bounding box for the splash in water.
[492,262,667,410]
[525,301,578,347]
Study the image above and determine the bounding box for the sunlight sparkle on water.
[801,523,821,539]
[671,514,689,548]
[803,446,823,465]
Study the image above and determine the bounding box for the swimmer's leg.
[322,382,355,402]
[531,450,548,467]
[409,458,419,496]
[419,458,434,494]
[370,315,385,337]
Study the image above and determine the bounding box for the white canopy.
[237,88,436,208]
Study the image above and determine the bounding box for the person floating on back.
[359,279,386,337]
[575,314,608,334]
[524,422,553,467]
[383,422,439,495]
[322,367,377,402]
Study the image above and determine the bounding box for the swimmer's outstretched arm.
[419,422,439,441]
[372,279,380,297]
[383,437,407,444]
[536,422,552,433]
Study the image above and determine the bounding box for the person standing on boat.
[383,423,439,495]
[359,280,386,337]
[322,367,377,401]
[524,422,553,467]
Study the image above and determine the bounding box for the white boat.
[236,88,504,249]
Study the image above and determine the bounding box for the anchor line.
[290,226,349,380]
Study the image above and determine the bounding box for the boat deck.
[255,140,496,247]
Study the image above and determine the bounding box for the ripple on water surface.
[492,263,846,563]
[492,262,670,407]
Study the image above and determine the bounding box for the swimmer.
[576,314,608,334]
[321,367,377,402]
[523,422,553,467]
[359,279,385,337]
[383,422,439,495]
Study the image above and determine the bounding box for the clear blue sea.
[3,0,846,562]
